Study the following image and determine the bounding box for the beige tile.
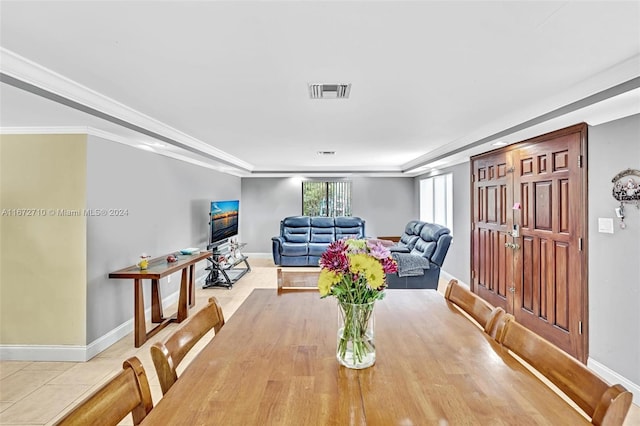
[22,362,76,372]
[47,359,119,386]
[0,362,31,380]
[0,369,63,403]
[624,403,640,426]
[0,384,90,424]
[0,402,13,414]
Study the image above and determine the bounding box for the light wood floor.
[1,258,638,425]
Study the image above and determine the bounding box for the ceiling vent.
[317,151,336,155]
[309,83,351,99]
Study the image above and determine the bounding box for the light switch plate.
[598,218,614,234]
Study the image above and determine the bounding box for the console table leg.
[151,279,164,323]
[188,264,195,308]
[134,279,146,348]
[178,268,188,322]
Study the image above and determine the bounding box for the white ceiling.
[1,1,639,177]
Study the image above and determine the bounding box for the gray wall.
[415,162,471,283]
[241,177,416,253]
[86,136,241,342]
[588,114,640,385]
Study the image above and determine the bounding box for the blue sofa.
[272,216,366,266]
[386,220,452,289]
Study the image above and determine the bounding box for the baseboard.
[440,270,468,287]
[244,252,272,259]
[0,272,208,362]
[588,358,640,405]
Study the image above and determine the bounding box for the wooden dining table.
[142,289,589,425]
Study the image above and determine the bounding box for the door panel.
[471,151,512,310]
[471,124,587,362]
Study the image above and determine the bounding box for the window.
[420,173,453,233]
[302,181,351,216]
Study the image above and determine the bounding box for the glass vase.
[336,300,376,369]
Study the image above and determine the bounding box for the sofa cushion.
[283,216,311,227]
[309,242,331,256]
[411,239,437,259]
[281,242,308,256]
[311,233,334,243]
[310,217,335,227]
[284,230,310,243]
[420,223,450,242]
[310,217,335,244]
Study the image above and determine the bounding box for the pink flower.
[366,240,391,260]
[320,241,350,272]
[381,257,398,274]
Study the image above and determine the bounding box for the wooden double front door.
[471,123,588,362]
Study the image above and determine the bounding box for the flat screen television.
[210,200,239,245]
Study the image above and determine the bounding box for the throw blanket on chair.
[392,253,431,277]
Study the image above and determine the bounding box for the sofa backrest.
[408,222,452,267]
[310,217,335,243]
[398,220,426,250]
[280,216,365,243]
[281,216,311,243]
[335,217,365,240]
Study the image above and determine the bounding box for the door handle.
[504,242,520,250]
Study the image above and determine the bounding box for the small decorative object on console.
[166,254,178,263]
[318,239,397,369]
[138,253,151,270]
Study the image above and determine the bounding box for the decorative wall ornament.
[612,169,640,204]
[611,168,640,229]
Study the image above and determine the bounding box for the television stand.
[203,242,251,289]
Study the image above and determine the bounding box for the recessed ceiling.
[1,1,639,177]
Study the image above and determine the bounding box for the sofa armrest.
[389,245,410,253]
[272,237,285,264]
[430,234,453,267]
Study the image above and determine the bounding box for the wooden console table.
[109,251,211,347]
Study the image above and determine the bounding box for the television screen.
[210,200,239,244]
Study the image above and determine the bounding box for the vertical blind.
[302,181,351,217]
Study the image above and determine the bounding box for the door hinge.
[471,270,476,279]
[578,155,582,168]
[578,238,583,251]
[579,321,583,335]
[471,222,475,230]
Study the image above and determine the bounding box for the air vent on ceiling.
[317,151,336,155]
[309,83,351,99]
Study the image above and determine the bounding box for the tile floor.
[0,259,638,425]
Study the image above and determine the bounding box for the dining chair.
[151,296,225,395]
[444,279,505,334]
[500,318,632,426]
[54,357,153,426]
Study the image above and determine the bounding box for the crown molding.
[0,47,253,172]
[0,126,246,177]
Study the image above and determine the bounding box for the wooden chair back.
[151,296,225,395]
[444,279,504,334]
[499,318,632,425]
[55,357,153,426]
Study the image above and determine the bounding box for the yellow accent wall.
[0,134,87,345]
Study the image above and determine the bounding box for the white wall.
[415,162,471,283]
[241,177,416,253]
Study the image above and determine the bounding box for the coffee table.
[276,267,320,292]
